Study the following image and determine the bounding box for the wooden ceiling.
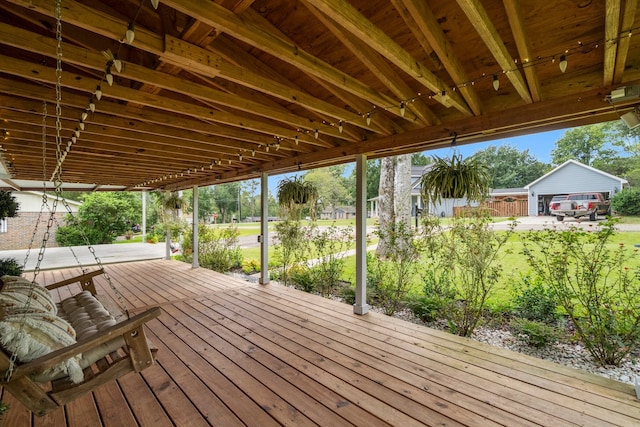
[0,0,639,192]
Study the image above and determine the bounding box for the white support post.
[192,185,199,268]
[141,190,146,243]
[259,172,269,284]
[354,154,369,315]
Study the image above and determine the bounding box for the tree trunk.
[376,156,395,258]
[395,154,411,226]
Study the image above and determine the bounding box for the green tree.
[212,182,240,223]
[305,166,351,217]
[349,159,381,201]
[57,192,141,245]
[551,124,617,166]
[184,186,216,222]
[471,145,548,188]
[0,191,19,218]
[412,152,431,166]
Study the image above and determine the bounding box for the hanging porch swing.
[0,0,160,416]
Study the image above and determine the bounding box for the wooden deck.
[2,259,639,426]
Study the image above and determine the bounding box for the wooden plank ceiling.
[0,0,639,191]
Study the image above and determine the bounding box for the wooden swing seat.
[0,269,161,416]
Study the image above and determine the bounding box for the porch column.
[142,190,146,243]
[259,172,269,285]
[354,154,369,315]
[192,185,199,268]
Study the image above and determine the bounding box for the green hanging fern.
[420,154,490,207]
[277,176,319,219]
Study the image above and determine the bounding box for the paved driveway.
[490,215,640,231]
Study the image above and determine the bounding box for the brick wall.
[0,212,69,250]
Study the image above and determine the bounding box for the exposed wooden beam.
[160,0,442,120]
[604,0,622,85]
[613,0,638,83]
[456,0,533,104]
[396,0,483,115]
[304,1,440,126]
[502,0,541,102]
[302,0,472,116]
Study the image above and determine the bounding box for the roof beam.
[613,0,638,83]
[303,2,440,126]
[456,0,533,104]
[302,0,472,116]
[604,0,622,85]
[395,0,483,115]
[502,0,541,102]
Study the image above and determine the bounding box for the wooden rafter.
[613,0,638,83]
[304,1,440,126]
[456,0,533,104]
[395,0,483,115]
[502,0,541,102]
[604,0,622,86]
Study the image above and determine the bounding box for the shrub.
[407,295,446,323]
[338,284,356,305]
[512,273,558,324]
[241,259,260,274]
[274,219,308,286]
[510,318,561,348]
[0,258,23,277]
[369,221,421,316]
[611,187,640,215]
[521,219,640,365]
[290,265,317,293]
[182,224,242,272]
[306,224,351,296]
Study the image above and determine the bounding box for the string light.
[94,85,102,100]
[151,0,159,9]
[106,66,114,86]
[366,112,371,126]
[400,102,405,117]
[81,110,88,121]
[492,75,499,91]
[125,23,135,45]
[314,129,319,139]
[88,97,95,113]
[338,120,343,133]
[559,55,568,73]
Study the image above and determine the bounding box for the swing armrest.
[5,307,161,382]
[45,269,104,295]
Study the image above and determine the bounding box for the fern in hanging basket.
[277,176,319,219]
[420,154,490,207]
[0,190,20,218]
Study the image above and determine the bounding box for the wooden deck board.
[1,259,639,426]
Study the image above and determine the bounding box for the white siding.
[13,192,81,213]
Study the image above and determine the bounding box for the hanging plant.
[277,176,319,219]
[0,191,19,218]
[420,154,490,207]
[162,192,187,211]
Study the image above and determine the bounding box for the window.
[0,217,6,233]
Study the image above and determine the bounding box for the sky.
[267,128,568,192]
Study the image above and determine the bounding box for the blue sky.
[266,128,568,192]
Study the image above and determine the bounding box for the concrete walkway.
[0,243,166,271]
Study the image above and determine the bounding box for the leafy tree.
[57,192,141,245]
[349,158,380,201]
[0,191,19,218]
[242,179,260,219]
[305,166,351,217]
[412,152,431,166]
[551,124,617,166]
[470,145,548,188]
[611,187,640,215]
[212,182,240,223]
[184,186,216,222]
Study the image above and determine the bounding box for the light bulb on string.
[294,135,299,145]
[88,97,95,113]
[314,129,319,139]
[276,143,280,151]
[251,149,256,156]
[400,102,405,117]
[559,55,568,73]
[493,75,499,91]
[95,85,102,100]
[79,121,85,131]
[151,0,159,9]
[82,110,89,121]
[265,145,269,152]
[239,153,243,161]
[106,67,114,86]
[113,55,122,73]
[71,136,76,143]
[366,112,371,126]
[125,23,135,45]
[338,121,343,133]
[74,128,80,138]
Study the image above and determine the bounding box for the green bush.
[521,219,640,365]
[306,224,351,296]
[274,219,308,286]
[510,318,560,348]
[182,224,242,272]
[290,265,317,293]
[611,187,640,215]
[241,259,260,274]
[512,274,558,324]
[407,295,446,323]
[0,258,23,277]
[338,284,356,305]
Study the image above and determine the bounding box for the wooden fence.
[453,199,528,217]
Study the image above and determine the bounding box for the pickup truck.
[549,192,611,221]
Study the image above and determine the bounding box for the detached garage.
[525,160,628,216]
